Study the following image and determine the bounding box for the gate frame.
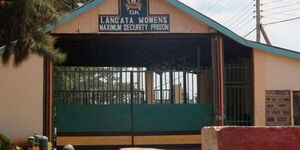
[43,33,254,147]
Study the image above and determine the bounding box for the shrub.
[0,133,12,150]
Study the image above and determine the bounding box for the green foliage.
[0,0,67,66]
[53,0,91,13]
[47,142,52,150]
[0,0,93,66]
[0,133,12,150]
[12,146,23,150]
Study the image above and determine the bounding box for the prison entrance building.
[1,0,300,149]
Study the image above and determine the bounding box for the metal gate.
[224,64,253,125]
[53,67,213,146]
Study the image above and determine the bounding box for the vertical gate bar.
[99,68,102,105]
[86,68,89,104]
[192,72,195,103]
[141,71,144,104]
[70,68,73,104]
[111,68,114,104]
[88,68,90,104]
[211,36,218,125]
[120,68,123,104]
[65,69,67,104]
[108,68,111,104]
[92,67,95,105]
[67,69,70,104]
[105,68,107,104]
[130,71,134,146]
[69,69,71,104]
[186,72,188,104]
[170,71,174,104]
[238,66,241,125]
[160,73,163,104]
[63,70,66,104]
[84,67,87,104]
[241,86,243,125]
[226,73,228,125]
[97,68,100,105]
[197,47,201,103]
[231,87,234,125]
[76,68,78,104]
[74,68,76,104]
[143,71,146,104]
[177,72,180,103]
[102,68,104,104]
[78,68,81,104]
[125,69,128,104]
[156,73,158,104]
[237,87,240,125]
[224,66,227,125]
[137,69,140,104]
[183,72,187,104]
[109,68,110,104]
[164,73,166,103]
[94,68,96,105]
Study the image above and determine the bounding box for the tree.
[54,0,90,12]
[54,67,142,105]
[0,0,90,66]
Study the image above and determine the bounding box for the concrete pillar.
[174,84,182,104]
[146,72,154,104]
[253,49,266,126]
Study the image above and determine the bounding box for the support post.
[211,36,225,126]
[256,0,261,42]
[146,72,154,104]
[217,36,224,126]
[260,24,272,45]
[174,85,181,104]
[160,73,163,104]
[130,71,134,146]
[197,47,202,103]
[169,72,174,104]
[44,59,54,143]
[183,72,187,104]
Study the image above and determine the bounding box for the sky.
[179,0,300,52]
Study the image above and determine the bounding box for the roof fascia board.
[41,0,107,33]
[167,0,300,59]
[247,41,300,59]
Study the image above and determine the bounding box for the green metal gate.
[53,67,213,136]
[224,64,253,125]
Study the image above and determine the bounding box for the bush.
[0,134,24,150]
[0,133,12,150]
